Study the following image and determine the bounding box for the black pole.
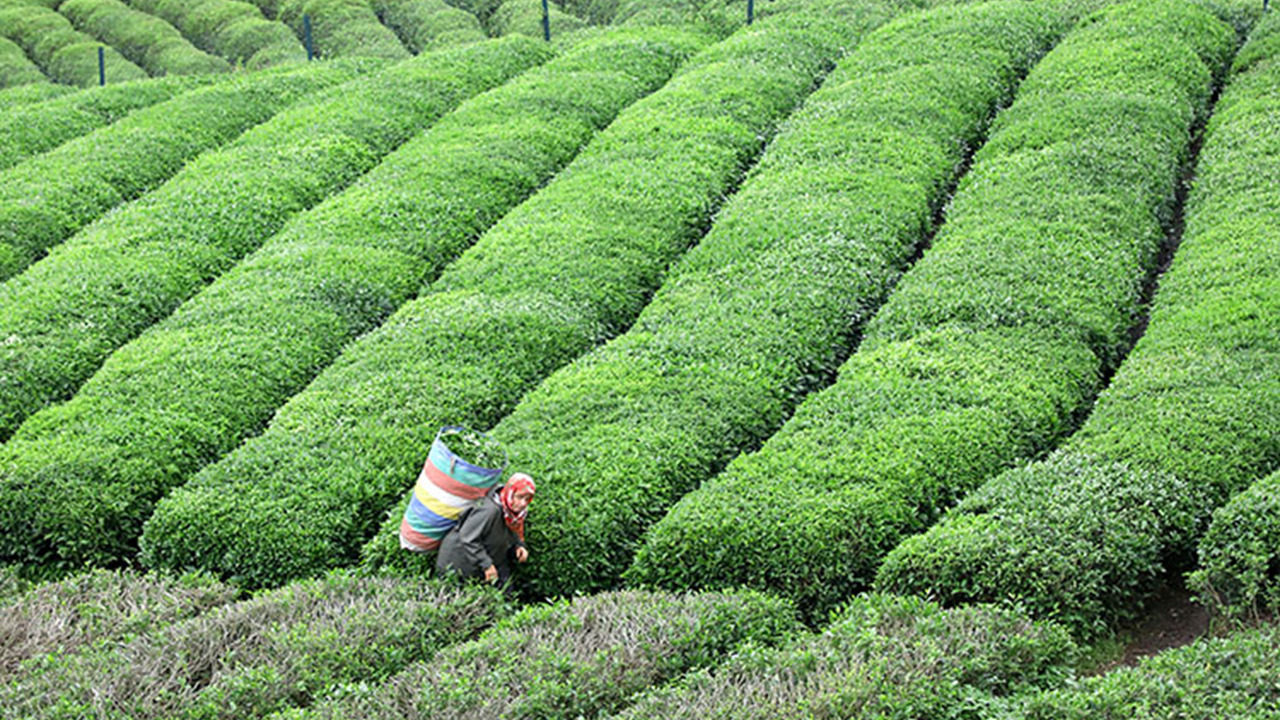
[98,46,105,86]
[303,14,314,60]
[747,0,754,25]
[541,0,550,42]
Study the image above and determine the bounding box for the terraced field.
[1,0,1277,716]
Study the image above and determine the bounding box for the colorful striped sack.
[400,426,508,552]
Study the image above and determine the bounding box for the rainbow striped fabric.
[400,429,505,552]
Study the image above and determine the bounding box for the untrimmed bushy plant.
[373,0,485,52]
[0,40,549,575]
[878,3,1278,640]
[277,0,411,58]
[59,0,233,75]
[124,0,307,68]
[0,35,46,86]
[0,0,147,84]
[283,589,800,720]
[0,572,509,720]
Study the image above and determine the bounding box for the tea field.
[0,0,1277,716]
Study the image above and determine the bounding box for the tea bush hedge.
[1193,470,1280,621]
[280,589,799,720]
[0,81,75,108]
[106,27,698,585]
[0,573,510,720]
[0,0,147,84]
[0,74,210,171]
[630,0,1229,621]
[495,0,1070,601]
[124,0,307,68]
[878,5,1277,639]
[0,40,547,573]
[490,0,585,39]
[277,0,411,59]
[0,35,46,85]
[607,594,1075,720]
[59,0,232,75]
[372,0,484,53]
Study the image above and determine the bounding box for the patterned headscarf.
[498,472,536,541]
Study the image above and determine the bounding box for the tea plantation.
[0,0,1277,716]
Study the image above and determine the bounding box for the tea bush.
[372,0,484,53]
[125,0,308,68]
[0,35,46,86]
[490,0,586,39]
[277,0,411,59]
[60,0,232,75]
[0,0,147,84]
[1193,471,1280,620]
[0,81,76,109]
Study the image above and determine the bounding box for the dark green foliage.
[0,39,550,575]
[497,0,1068,602]
[137,27,708,590]
[372,0,484,53]
[277,0,412,58]
[0,568,237,680]
[59,0,233,76]
[1192,470,1280,621]
[286,589,800,720]
[878,1,1276,640]
[0,74,211,171]
[608,594,1075,720]
[1014,622,1280,719]
[0,572,510,720]
[0,81,75,109]
[124,0,307,68]
[0,35,46,86]
[0,0,147,84]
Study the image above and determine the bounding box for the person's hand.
[484,566,499,584]
[515,546,529,563]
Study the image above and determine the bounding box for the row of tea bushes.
[878,3,1276,639]
[0,573,509,720]
[82,27,699,589]
[0,40,548,574]
[276,0,411,59]
[0,0,147,84]
[0,80,75,108]
[0,35,46,85]
[490,0,586,39]
[372,0,484,53]
[59,0,232,75]
[632,0,1237,623]
[1194,469,1280,621]
[124,0,307,68]
[273,589,799,720]
[0,73,212,171]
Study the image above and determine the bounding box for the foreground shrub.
[1191,469,1280,620]
[60,0,232,75]
[0,0,147,84]
[373,0,485,53]
[277,0,411,59]
[0,40,547,574]
[125,0,308,68]
[878,3,1277,640]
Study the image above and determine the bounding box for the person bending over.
[437,473,535,589]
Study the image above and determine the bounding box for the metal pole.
[747,0,754,25]
[541,0,550,42]
[98,46,105,86]
[303,14,314,60]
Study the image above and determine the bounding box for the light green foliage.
[0,73,212,171]
[879,0,1274,640]
[0,0,147,84]
[608,594,1075,720]
[0,81,75,108]
[284,589,799,720]
[124,0,307,68]
[277,0,411,58]
[490,0,585,39]
[372,0,484,53]
[0,40,548,575]
[1192,471,1280,620]
[0,35,46,86]
[0,573,510,720]
[135,27,708,590]
[59,0,233,75]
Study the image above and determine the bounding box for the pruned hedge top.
[123,0,308,68]
[59,0,233,76]
[0,0,147,84]
[277,0,412,59]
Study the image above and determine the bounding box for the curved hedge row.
[0,0,146,84]
[0,39,550,574]
[0,74,211,171]
[493,0,1070,601]
[0,573,509,720]
[0,81,75,108]
[1193,470,1280,621]
[123,0,307,68]
[608,594,1075,720]
[278,589,799,720]
[877,4,1275,640]
[373,0,483,52]
[0,569,236,680]
[277,0,411,59]
[629,0,1233,622]
[45,27,694,587]
[0,35,46,86]
[490,0,585,40]
[59,0,233,75]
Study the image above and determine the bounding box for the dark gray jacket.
[436,493,524,579]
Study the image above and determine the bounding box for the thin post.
[747,0,754,25]
[541,0,550,42]
[303,14,314,60]
[98,46,105,86]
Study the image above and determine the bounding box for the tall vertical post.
[303,14,314,60]
[747,0,754,25]
[542,0,550,42]
[98,46,105,86]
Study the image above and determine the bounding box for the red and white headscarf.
[498,472,536,541]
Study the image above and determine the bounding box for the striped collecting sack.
[400,426,507,552]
